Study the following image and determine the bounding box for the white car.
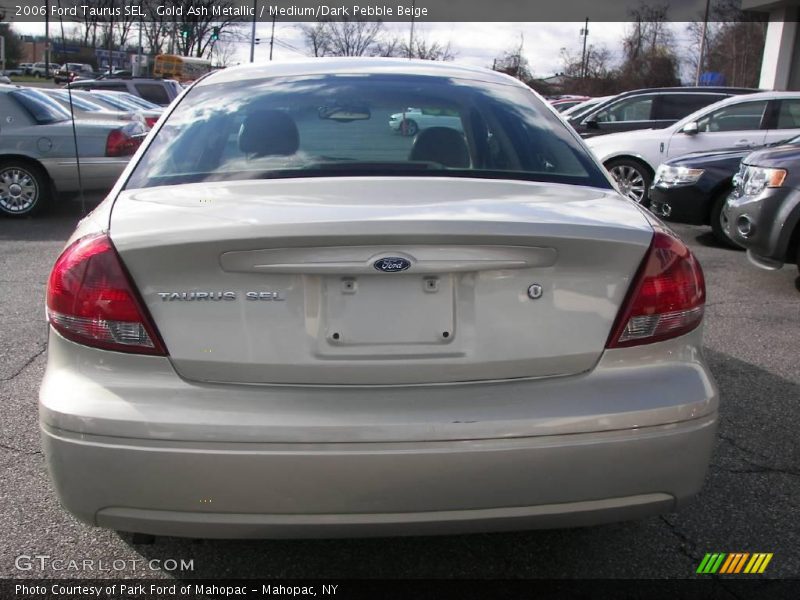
[40,59,716,538]
[389,107,463,136]
[586,91,800,203]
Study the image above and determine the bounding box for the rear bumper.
[42,415,715,538]
[40,330,718,538]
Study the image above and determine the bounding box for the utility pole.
[408,0,416,59]
[269,16,276,60]
[695,0,711,86]
[250,0,257,62]
[579,18,589,79]
[44,0,50,77]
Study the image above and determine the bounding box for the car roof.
[198,57,527,88]
[614,86,758,96]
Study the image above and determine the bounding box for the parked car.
[550,96,591,112]
[2,66,27,77]
[650,136,800,246]
[29,62,61,78]
[81,90,164,128]
[0,84,146,217]
[723,144,800,273]
[68,77,182,106]
[39,88,142,123]
[569,87,757,139]
[0,75,10,84]
[54,63,95,85]
[560,95,614,120]
[40,58,716,539]
[19,63,33,75]
[586,91,800,204]
[388,106,463,136]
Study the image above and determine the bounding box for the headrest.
[409,127,470,168]
[238,110,299,156]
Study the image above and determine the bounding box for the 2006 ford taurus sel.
[40,59,717,538]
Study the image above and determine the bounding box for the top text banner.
[4,0,762,23]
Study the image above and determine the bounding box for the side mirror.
[584,119,599,130]
[682,122,699,135]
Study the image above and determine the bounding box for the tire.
[606,158,653,205]
[709,189,743,249]
[796,243,800,274]
[0,160,50,218]
[402,119,419,137]
[34,71,40,79]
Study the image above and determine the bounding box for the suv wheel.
[0,161,49,217]
[606,159,652,205]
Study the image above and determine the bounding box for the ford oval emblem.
[373,257,411,273]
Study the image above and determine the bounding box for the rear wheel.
[606,158,652,205]
[0,160,50,217]
[710,189,743,249]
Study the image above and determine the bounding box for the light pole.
[695,0,711,85]
[250,0,257,62]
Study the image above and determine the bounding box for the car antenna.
[56,0,86,216]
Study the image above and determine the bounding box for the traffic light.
[211,27,220,41]
[180,25,191,39]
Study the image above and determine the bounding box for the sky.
[9,20,698,79]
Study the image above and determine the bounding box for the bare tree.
[685,0,767,87]
[298,22,331,57]
[170,0,243,58]
[320,19,384,56]
[617,2,680,88]
[492,35,533,84]
[559,43,618,95]
[370,31,455,61]
[403,37,455,61]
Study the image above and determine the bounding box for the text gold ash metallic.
[157,291,284,301]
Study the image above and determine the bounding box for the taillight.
[46,234,167,355]
[145,116,158,128]
[105,129,142,157]
[607,230,705,348]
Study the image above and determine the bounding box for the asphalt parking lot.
[1,200,798,581]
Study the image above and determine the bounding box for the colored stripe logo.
[697,553,773,574]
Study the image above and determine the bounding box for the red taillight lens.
[145,116,158,128]
[46,234,167,355]
[105,129,142,157]
[607,230,705,348]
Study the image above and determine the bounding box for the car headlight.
[653,164,705,187]
[741,165,787,197]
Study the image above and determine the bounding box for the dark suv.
[68,77,182,106]
[569,87,758,138]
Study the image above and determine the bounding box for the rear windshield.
[10,89,70,124]
[125,73,611,190]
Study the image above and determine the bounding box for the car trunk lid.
[109,177,653,385]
